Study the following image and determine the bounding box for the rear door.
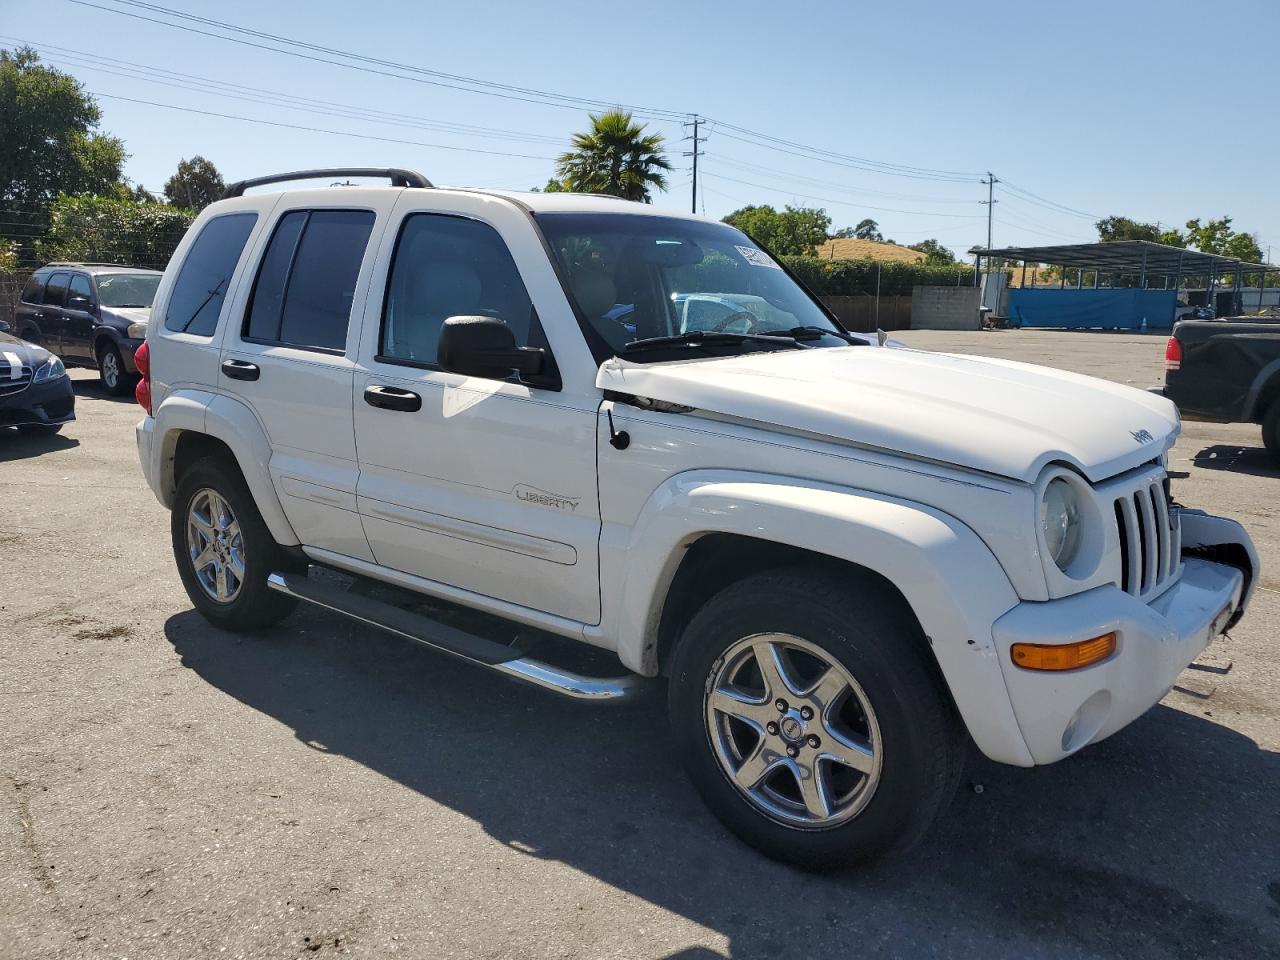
[62,273,97,363]
[40,272,71,356]
[218,194,397,561]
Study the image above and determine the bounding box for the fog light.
[1011,633,1117,671]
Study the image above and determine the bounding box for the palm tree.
[555,110,672,203]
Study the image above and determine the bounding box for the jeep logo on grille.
[1131,429,1155,444]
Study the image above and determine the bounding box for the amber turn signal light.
[1011,633,1117,671]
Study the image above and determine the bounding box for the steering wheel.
[711,310,759,334]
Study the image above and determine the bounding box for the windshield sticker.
[734,245,781,270]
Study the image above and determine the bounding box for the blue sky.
[4,0,1278,259]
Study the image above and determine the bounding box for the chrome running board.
[266,571,645,703]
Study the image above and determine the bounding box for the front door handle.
[364,384,422,412]
[221,358,261,381]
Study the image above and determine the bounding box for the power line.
[711,154,981,204]
[700,170,986,219]
[63,0,688,122]
[89,92,558,162]
[15,42,567,149]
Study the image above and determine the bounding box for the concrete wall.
[910,285,981,330]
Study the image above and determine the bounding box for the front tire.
[668,566,964,869]
[98,342,130,396]
[1262,403,1280,461]
[172,456,298,631]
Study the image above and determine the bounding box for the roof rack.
[44,261,137,268]
[222,167,433,199]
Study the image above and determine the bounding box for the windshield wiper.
[759,325,854,342]
[623,330,800,353]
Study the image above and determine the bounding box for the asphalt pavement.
[2,329,1277,959]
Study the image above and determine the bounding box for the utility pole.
[980,172,998,252]
[682,115,706,214]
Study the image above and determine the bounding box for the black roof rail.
[222,167,433,199]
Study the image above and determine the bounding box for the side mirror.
[68,295,92,311]
[437,315,545,380]
[0,320,10,334]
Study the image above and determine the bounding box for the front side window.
[20,274,46,304]
[165,213,258,336]
[244,209,374,352]
[535,213,847,361]
[67,274,93,307]
[380,214,540,366]
[43,272,70,308]
[97,274,161,308]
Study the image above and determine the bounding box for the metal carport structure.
[972,240,1279,329]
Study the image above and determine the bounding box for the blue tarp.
[1007,288,1178,330]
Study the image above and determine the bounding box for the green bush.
[781,256,974,296]
[34,195,195,270]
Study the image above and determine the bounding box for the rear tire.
[1262,403,1280,461]
[668,565,964,869]
[172,455,298,631]
[97,342,131,396]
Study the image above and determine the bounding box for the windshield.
[96,274,161,308]
[535,213,847,360]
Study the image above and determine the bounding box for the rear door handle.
[221,358,260,381]
[364,384,422,412]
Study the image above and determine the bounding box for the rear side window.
[164,212,258,336]
[43,272,70,308]
[244,209,375,352]
[20,274,46,304]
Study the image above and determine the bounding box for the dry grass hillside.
[811,237,926,263]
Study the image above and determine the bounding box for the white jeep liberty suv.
[135,168,1258,867]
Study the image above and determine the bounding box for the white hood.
[597,346,1179,484]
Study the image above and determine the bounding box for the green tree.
[0,48,125,205]
[854,218,882,241]
[1184,216,1262,262]
[530,177,566,193]
[722,204,831,256]
[163,156,225,211]
[35,195,195,270]
[555,110,671,202]
[1095,215,1185,247]
[909,238,956,264]
[830,226,857,239]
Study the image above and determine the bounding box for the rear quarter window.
[164,212,258,337]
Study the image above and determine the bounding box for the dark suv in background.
[13,263,163,395]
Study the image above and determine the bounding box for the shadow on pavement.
[0,428,79,460]
[165,606,1280,959]
[1192,444,1280,479]
[72,376,135,403]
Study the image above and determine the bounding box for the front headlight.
[126,321,148,339]
[1040,477,1082,570]
[32,355,66,384]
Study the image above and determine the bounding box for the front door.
[353,203,601,624]
[62,274,96,363]
[217,199,395,562]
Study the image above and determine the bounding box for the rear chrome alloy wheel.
[705,633,883,829]
[186,487,245,604]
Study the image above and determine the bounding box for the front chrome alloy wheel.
[186,488,245,603]
[705,633,883,829]
[101,350,119,390]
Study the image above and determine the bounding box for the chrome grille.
[1113,475,1180,598]
[0,365,33,397]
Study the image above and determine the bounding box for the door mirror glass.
[437,315,545,381]
[68,295,91,310]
